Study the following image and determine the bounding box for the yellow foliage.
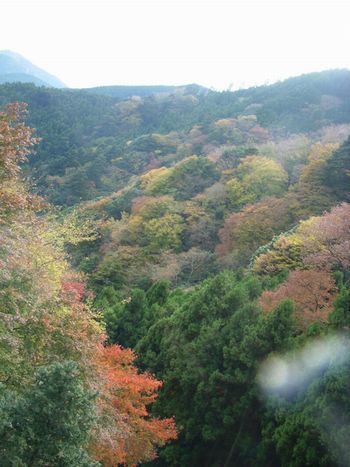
[45,208,98,249]
[251,217,320,274]
[225,156,288,208]
[128,214,144,242]
[299,143,338,185]
[214,118,236,127]
[140,167,171,193]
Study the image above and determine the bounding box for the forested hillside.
[0,68,349,205]
[1,69,350,466]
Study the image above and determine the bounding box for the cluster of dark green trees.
[0,362,97,466]
[96,272,350,467]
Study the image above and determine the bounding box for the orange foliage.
[91,344,177,466]
[61,280,87,306]
[259,270,337,327]
[131,196,157,215]
[216,197,294,264]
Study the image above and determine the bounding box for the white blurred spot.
[258,334,350,395]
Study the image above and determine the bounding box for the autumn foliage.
[2,73,350,466]
[252,203,350,275]
[0,103,42,218]
[216,197,295,265]
[0,103,37,178]
[259,270,338,327]
[300,203,350,271]
[0,103,177,465]
[91,344,177,466]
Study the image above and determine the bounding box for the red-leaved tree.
[259,270,337,327]
[301,203,350,272]
[91,344,177,466]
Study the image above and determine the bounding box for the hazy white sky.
[2,0,350,89]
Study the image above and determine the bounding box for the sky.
[1,0,350,90]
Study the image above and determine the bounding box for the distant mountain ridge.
[85,83,208,99]
[0,50,66,88]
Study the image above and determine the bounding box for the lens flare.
[258,334,350,396]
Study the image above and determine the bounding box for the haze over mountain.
[0,50,66,88]
[84,84,207,99]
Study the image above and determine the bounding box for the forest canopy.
[1,68,350,466]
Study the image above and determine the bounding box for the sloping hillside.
[2,69,350,467]
[1,69,350,204]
